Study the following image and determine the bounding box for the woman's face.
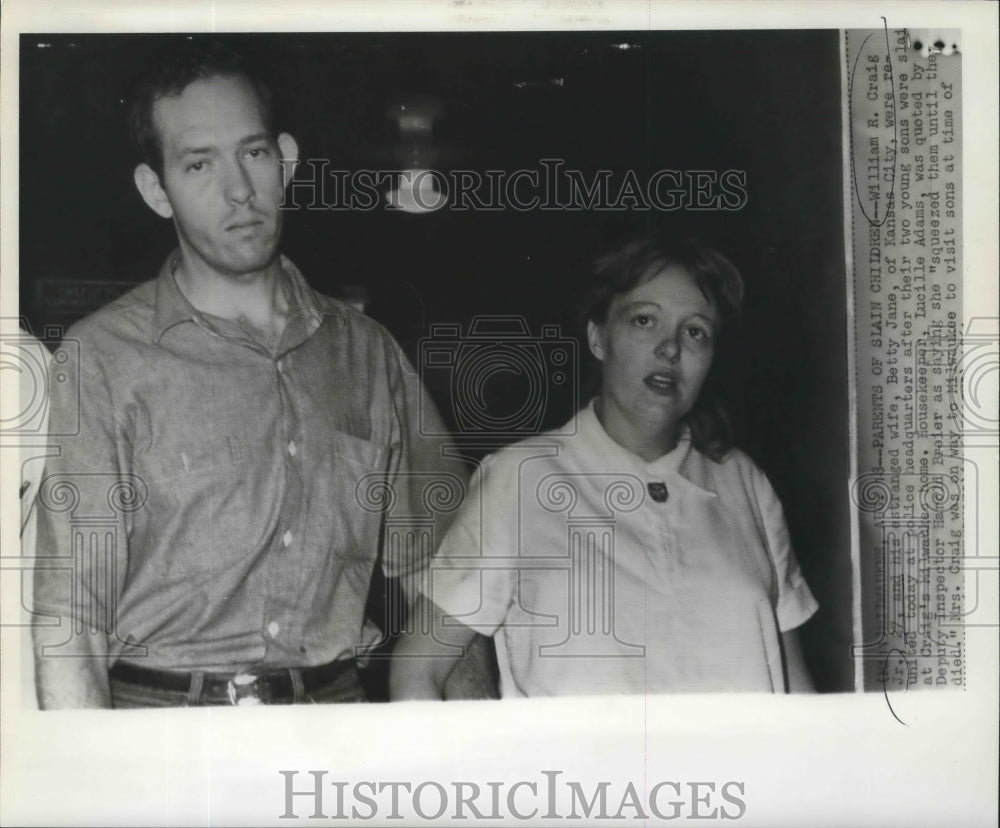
[588,264,719,441]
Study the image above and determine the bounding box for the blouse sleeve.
[750,462,819,631]
[422,453,518,636]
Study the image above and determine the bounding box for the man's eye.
[187,161,207,172]
[632,314,655,327]
[245,147,269,159]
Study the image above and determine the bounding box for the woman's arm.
[744,460,818,693]
[781,629,815,693]
[390,594,482,700]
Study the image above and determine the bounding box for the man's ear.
[276,133,299,189]
[133,164,173,219]
[586,320,606,362]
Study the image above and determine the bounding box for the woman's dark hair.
[579,235,745,462]
[126,39,275,179]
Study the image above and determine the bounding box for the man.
[32,40,487,707]
[8,329,52,708]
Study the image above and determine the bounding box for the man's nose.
[223,159,255,204]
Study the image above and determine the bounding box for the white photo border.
[2,2,997,827]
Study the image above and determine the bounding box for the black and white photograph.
[1,1,996,826]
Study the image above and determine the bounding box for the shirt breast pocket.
[323,429,387,557]
[328,428,384,470]
[139,435,251,578]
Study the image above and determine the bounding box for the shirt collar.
[151,249,342,344]
[578,399,717,496]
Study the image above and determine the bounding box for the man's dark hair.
[579,234,745,462]
[126,39,275,178]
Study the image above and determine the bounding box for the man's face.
[146,74,293,279]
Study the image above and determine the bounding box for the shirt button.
[287,440,297,457]
[282,530,293,547]
[267,621,280,638]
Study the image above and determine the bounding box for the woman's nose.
[654,334,680,361]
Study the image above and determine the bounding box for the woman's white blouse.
[425,401,818,696]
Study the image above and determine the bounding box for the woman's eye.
[633,314,655,327]
[686,326,711,342]
[187,161,206,172]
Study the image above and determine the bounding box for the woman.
[391,236,817,698]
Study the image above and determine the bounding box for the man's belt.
[109,657,357,705]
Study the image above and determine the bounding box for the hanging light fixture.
[385,95,449,214]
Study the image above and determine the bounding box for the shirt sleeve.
[32,338,132,658]
[749,462,819,632]
[421,454,517,637]
[18,335,51,539]
[378,337,469,596]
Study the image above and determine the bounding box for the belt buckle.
[226,672,273,706]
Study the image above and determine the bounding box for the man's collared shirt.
[426,401,818,696]
[34,251,459,673]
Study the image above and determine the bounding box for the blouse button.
[647,481,669,503]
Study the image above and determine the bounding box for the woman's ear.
[586,320,606,362]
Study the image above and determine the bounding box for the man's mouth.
[643,371,680,395]
[226,218,265,232]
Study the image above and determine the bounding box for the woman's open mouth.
[644,371,680,395]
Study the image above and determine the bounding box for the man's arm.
[33,631,112,709]
[380,338,461,601]
[390,595,482,700]
[443,633,498,700]
[380,339,506,700]
[32,342,121,709]
[781,629,815,693]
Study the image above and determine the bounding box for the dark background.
[20,31,853,692]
